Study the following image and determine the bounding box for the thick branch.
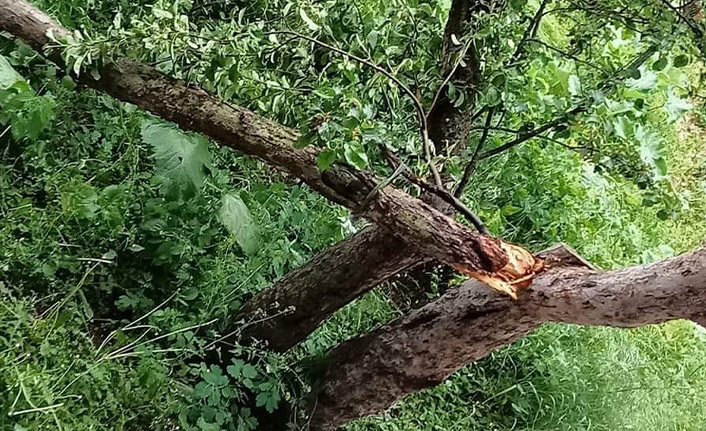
[0,0,540,350]
[236,227,425,351]
[310,246,706,430]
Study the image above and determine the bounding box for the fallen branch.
[310,245,706,430]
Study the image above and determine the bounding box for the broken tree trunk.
[242,0,487,348]
[309,246,706,430]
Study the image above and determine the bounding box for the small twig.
[381,147,488,234]
[527,38,608,73]
[427,36,476,120]
[362,162,408,208]
[76,257,113,264]
[513,0,550,61]
[478,116,569,160]
[203,307,294,350]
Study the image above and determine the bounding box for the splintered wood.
[454,240,544,299]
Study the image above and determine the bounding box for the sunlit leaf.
[219,193,261,255]
[141,118,212,196]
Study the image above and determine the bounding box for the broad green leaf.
[635,124,667,177]
[664,88,692,122]
[485,86,502,106]
[0,55,24,89]
[219,193,261,255]
[652,57,668,71]
[612,116,633,140]
[141,118,212,195]
[317,149,337,171]
[673,54,689,68]
[343,141,368,169]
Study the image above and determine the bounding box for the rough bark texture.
[245,0,488,347]
[239,227,426,351]
[426,0,481,164]
[0,0,517,351]
[310,246,706,430]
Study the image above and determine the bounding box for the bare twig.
[381,146,488,233]
[478,116,570,160]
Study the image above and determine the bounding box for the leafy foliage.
[2,0,706,430]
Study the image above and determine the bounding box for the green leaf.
[612,116,633,140]
[141,118,212,195]
[219,193,261,255]
[242,364,258,379]
[485,86,502,107]
[316,149,337,171]
[299,8,320,31]
[227,359,244,378]
[510,0,527,11]
[673,54,689,68]
[652,57,668,71]
[625,68,641,80]
[4,94,56,140]
[636,124,667,177]
[491,73,506,88]
[367,30,378,49]
[343,142,368,169]
[0,55,24,89]
[664,88,692,122]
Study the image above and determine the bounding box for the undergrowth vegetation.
[1,0,706,430]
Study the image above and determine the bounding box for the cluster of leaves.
[0,55,55,141]
[179,358,286,431]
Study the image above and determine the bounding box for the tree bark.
[310,246,706,430]
[238,227,426,351]
[0,0,543,309]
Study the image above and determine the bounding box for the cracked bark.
[310,246,706,430]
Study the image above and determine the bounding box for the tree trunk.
[309,246,706,430]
